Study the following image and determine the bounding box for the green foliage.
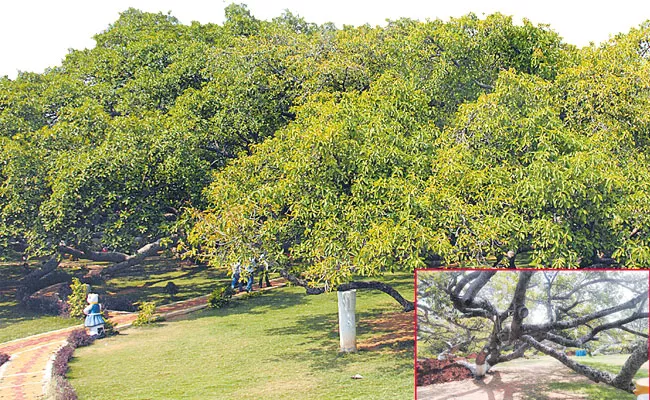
[67,278,88,319]
[0,5,648,285]
[132,301,162,326]
[207,286,234,308]
[101,311,119,337]
[189,16,650,286]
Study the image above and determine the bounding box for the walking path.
[0,278,286,399]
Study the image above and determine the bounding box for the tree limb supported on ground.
[418,271,649,393]
[58,236,178,276]
[279,268,413,311]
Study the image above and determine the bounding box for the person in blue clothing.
[231,262,243,292]
[245,257,255,292]
[83,293,105,338]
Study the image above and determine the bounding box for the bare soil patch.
[357,311,414,352]
[417,357,595,400]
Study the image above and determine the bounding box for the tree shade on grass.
[0,258,229,343]
[68,275,413,399]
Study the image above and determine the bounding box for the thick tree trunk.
[15,256,61,301]
[611,341,649,390]
[19,256,59,283]
[338,281,414,312]
[509,272,533,340]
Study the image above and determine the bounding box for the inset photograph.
[416,270,649,400]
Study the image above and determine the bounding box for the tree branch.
[521,335,646,393]
[339,281,414,312]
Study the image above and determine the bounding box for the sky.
[1,1,649,79]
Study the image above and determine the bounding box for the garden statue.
[83,293,106,338]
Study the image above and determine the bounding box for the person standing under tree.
[245,257,255,292]
[257,253,272,288]
[231,262,243,292]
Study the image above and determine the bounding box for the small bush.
[132,301,162,326]
[207,286,234,308]
[23,295,65,316]
[53,344,75,376]
[241,290,262,300]
[66,278,88,319]
[67,329,95,348]
[0,352,9,366]
[164,281,179,300]
[48,375,78,400]
[103,316,119,336]
[103,295,137,312]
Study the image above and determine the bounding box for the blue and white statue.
[83,293,105,337]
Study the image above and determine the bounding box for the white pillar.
[338,289,357,353]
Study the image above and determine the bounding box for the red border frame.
[413,268,650,400]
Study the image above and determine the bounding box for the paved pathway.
[0,279,285,399]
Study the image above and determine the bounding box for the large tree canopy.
[417,270,649,393]
[0,5,351,267]
[190,16,650,293]
[1,5,648,296]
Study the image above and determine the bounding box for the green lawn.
[0,301,79,344]
[0,257,230,344]
[0,262,79,343]
[92,257,231,305]
[68,274,414,399]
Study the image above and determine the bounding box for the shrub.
[240,290,262,300]
[0,352,9,367]
[67,329,95,348]
[132,301,162,326]
[103,295,137,312]
[53,344,75,376]
[102,314,119,336]
[47,375,78,400]
[23,295,65,316]
[164,281,179,300]
[66,278,88,319]
[207,286,234,308]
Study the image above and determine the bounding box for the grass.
[0,257,230,343]
[0,302,79,344]
[68,273,414,399]
[0,261,79,343]
[92,257,231,305]
[514,355,648,400]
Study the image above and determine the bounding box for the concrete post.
[338,289,357,353]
